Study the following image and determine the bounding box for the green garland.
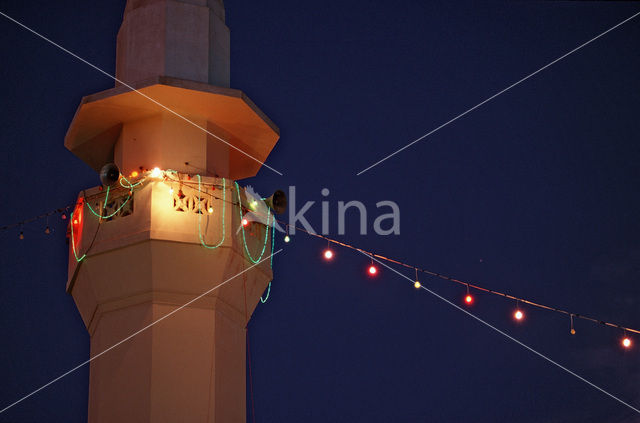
[70,210,86,262]
[85,185,133,220]
[197,175,225,249]
[235,181,271,264]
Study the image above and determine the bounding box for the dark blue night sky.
[1,1,639,422]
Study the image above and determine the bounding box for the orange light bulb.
[323,249,334,260]
[622,337,632,349]
[465,294,473,305]
[514,310,524,321]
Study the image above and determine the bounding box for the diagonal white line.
[0,249,283,415]
[361,251,640,415]
[356,10,640,176]
[0,11,284,177]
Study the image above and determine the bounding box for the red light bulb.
[368,265,378,275]
[323,249,334,260]
[465,294,473,305]
[241,218,249,227]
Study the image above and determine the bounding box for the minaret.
[64,1,280,421]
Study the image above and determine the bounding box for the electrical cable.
[281,221,640,335]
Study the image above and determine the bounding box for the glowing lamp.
[514,310,524,321]
[130,170,139,178]
[414,280,421,289]
[150,167,162,178]
[368,265,378,276]
[622,337,632,349]
[241,218,249,227]
[208,206,214,214]
[284,235,291,243]
[570,329,576,335]
[73,219,78,225]
[323,249,334,260]
[465,294,473,305]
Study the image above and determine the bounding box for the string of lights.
[3,169,636,345]
[278,221,640,343]
[0,206,70,234]
[0,173,228,237]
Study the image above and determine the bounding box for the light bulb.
[465,294,473,305]
[284,235,291,243]
[323,249,333,260]
[514,310,524,321]
[622,337,632,348]
[150,167,162,178]
[45,226,51,234]
[368,265,378,275]
[208,206,214,214]
[19,231,24,240]
[130,170,139,178]
[414,280,421,289]
[242,218,249,227]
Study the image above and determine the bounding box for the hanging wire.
[570,314,576,335]
[1,206,70,233]
[278,220,640,335]
[2,172,636,335]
